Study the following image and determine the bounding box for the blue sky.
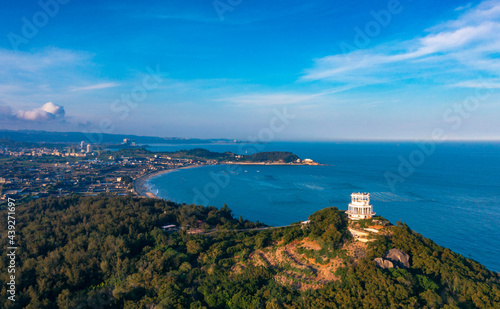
[1,0,499,140]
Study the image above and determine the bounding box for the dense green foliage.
[169,148,233,160]
[244,152,300,163]
[170,149,301,163]
[307,207,350,249]
[100,147,301,164]
[0,197,499,308]
[107,148,154,158]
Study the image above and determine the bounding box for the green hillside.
[0,196,499,308]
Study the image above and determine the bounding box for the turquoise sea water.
[146,142,500,272]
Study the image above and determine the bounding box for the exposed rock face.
[386,249,410,268]
[374,249,410,269]
[374,257,394,269]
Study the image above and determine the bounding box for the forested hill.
[124,147,302,163]
[0,196,499,308]
[244,151,300,163]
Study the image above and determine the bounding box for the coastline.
[134,164,204,199]
[134,160,323,199]
[222,162,323,166]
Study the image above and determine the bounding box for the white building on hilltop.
[346,192,375,220]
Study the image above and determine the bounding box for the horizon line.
[0,129,499,143]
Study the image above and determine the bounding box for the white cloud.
[0,48,91,73]
[443,0,500,29]
[455,3,472,11]
[451,79,500,88]
[0,48,106,101]
[215,85,356,107]
[15,102,65,121]
[70,82,120,92]
[302,0,500,86]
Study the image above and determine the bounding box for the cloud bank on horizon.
[16,102,65,121]
[1,102,66,122]
[0,0,499,140]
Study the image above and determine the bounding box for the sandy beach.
[134,164,204,199]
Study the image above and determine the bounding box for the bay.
[146,142,500,272]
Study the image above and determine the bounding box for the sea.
[145,142,500,272]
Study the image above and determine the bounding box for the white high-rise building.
[346,192,375,220]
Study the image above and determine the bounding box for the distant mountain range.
[0,129,241,144]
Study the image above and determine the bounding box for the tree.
[308,207,350,249]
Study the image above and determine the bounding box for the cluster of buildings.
[0,147,65,157]
[0,141,96,158]
[0,159,130,200]
[0,143,215,202]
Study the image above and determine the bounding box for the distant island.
[1,195,498,308]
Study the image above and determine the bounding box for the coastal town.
[0,139,319,202]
